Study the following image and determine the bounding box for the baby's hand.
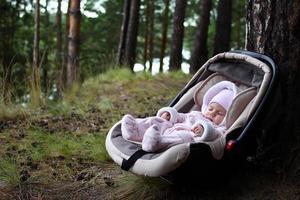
[191,124,204,135]
[160,112,171,121]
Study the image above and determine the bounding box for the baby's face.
[203,102,226,125]
[160,112,171,121]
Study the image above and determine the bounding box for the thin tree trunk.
[159,0,170,73]
[43,0,50,95]
[66,0,81,89]
[61,0,71,90]
[213,0,232,55]
[246,0,300,177]
[148,0,154,72]
[143,1,150,69]
[56,0,63,95]
[169,0,187,71]
[124,0,140,69]
[189,0,212,73]
[117,0,131,66]
[32,0,41,105]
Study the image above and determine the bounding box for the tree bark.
[61,0,71,91]
[189,0,212,73]
[32,0,41,105]
[148,0,155,72]
[66,0,81,89]
[117,0,131,65]
[124,0,140,69]
[169,0,187,71]
[43,0,50,95]
[56,0,63,94]
[247,0,300,177]
[213,0,232,55]
[159,0,170,73]
[143,1,150,69]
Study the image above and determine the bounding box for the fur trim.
[156,107,178,124]
[193,119,219,142]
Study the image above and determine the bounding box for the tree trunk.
[117,0,131,65]
[159,0,170,73]
[61,0,71,91]
[148,0,155,72]
[213,0,232,55]
[169,0,187,71]
[32,0,41,106]
[124,0,140,69]
[143,1,150,69]
[43,0,50,95]
[56,0,63,94]
[66,0,81,89]
[246,0,300,177]
[189,0,212,73]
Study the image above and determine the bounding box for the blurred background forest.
[0,0,246,106]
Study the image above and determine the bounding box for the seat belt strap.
[121,149,148,171]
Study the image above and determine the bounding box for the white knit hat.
[201,81,238,113]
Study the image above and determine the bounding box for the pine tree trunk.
[148,0,155,72]
[43,0,50,95]
[56,0,63,94]
[213,0,232,55]
[66,0,81,89]
[117,0,131,65]
[61,0,71,90]
[246,0,300,177]
[189,0,212,73]
[143,1,150,69]
[124,0,140,69]
[159,0,170,73]
[169,0,187,71]
[32,0,41,105]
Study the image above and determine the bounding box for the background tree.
[41,0,50,95]
[56,0,63,94]
[148,0,155,72]
[159,0,170,73]
[143,0,155,72]
[213,0,232,55]
[117,0,131,66]
[169,0,187,70]
[66,0,81,89]
[189,0,212,73]
[31,0,41,105]
[124,0,141,69]
[247,0,300,177]
[143,1,150,69]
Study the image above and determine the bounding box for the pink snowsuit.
[121,107,225,152]
[121,80,238,152]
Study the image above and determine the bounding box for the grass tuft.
[0,157,20,187]
[0,103,29,120]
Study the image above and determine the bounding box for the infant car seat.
[105,50,281,184]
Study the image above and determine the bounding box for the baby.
[121,81,237,152]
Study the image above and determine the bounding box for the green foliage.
[0,157,20,187]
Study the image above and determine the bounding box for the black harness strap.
[121,149,149,171]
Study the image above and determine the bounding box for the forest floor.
[0,69,299,200]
